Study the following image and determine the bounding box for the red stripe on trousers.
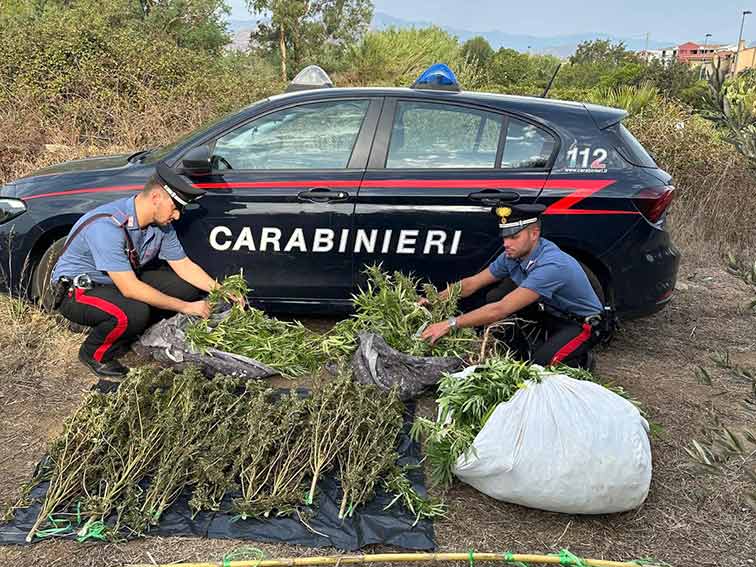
[74,288,129,362]
[550,323,592,365]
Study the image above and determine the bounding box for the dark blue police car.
[0,64,679,317]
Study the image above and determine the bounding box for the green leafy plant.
[411,356,538,487]
[336,385,404,518]
[186,304,325,377]
[322,265,478,359]
[21,367,444,542]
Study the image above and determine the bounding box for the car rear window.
[386,101,503,168]
[606,123,657,168]
[501,118,556,169]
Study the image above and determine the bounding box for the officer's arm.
[167,257,217,293]
[435,268,499,301]
[421,287,540,345]
[455,287,540,327]
[109,270,204,315]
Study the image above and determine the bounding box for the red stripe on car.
[22,178,637,215]
[22,185,144,201]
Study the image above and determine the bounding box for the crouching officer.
[51,162,219,378]
[420,203,609,368]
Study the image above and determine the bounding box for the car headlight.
[0,198,27,224]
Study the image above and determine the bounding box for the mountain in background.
[227,12,675,57]
[371,12,674,57]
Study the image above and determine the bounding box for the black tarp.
[0,404,435,551]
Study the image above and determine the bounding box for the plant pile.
[186,275,325,376]
[410,359,626,488]
[410,356,540,487]
[20,368,440,543]
[322,265,479,359]
[187,268,478,377]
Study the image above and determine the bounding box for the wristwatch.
[447,316,458,330]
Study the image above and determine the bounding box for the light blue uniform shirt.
[488,237,602,318]
[51,196,186,285]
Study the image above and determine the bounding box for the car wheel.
[32,237,67,312]
[578,261,606,306]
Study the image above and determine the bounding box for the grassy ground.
[0,253,755,567]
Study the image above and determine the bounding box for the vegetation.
[187,268,478,375]
[410,356,540,487]
[323,265,479,359]
[21,367,439,541]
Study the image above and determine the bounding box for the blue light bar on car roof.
[411,63,461,92]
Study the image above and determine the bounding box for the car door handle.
[467,189,521,204]
[297,187,349,203]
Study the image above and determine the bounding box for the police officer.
[51,162,222,378]
[420,203,605,368]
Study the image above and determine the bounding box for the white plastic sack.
[452,368,652,514]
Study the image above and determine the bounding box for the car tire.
[32,238,89,333]
[578,261,606,306]
[32,237,67,312]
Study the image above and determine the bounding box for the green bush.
[336,27,473,87]
[0,6,284,148]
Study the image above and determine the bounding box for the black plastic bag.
[135,307,278,380]
[351,332,464,400]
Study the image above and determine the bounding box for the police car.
[0,64,679,317]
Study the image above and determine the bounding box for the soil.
[1,260,755,567]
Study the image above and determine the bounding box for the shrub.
[625,99,756,254]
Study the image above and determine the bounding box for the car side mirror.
[180,145,212,175]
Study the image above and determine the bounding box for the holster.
[50,277,72,310]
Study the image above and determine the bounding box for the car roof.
[268,86,584,110]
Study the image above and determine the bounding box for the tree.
[461,36,493,67]
[570,39,637,66]
[341,27,463,86]
[139,0,231,54]
[636,58,698,99]
[489,48,531,86]
[247,0,373,81]
[0,0,231,54]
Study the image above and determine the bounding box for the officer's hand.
[420,321,451,345]
[417,297,431,307]
[229,292,246,309]
[183,299,211,319]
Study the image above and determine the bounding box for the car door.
[177,97,381,307]
[353,98,556,290]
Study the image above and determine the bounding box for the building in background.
[639,40,756,77]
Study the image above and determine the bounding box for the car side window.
[212,100,370,170]
[386,101,502,169]
[501,118,556,169]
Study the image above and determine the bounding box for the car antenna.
[540,63,561,98]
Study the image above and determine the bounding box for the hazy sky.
[227,0,754,45]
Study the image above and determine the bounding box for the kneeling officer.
[420,203,606,368]
[51,163,219,378]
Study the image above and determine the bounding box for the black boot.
[78,348,129,378]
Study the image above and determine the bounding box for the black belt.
[57,274,110,290]
[539,303,602,326]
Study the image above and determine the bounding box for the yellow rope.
[125,550,665,567]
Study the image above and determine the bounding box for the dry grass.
[0,296,90,513]
[626,99,756,257]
